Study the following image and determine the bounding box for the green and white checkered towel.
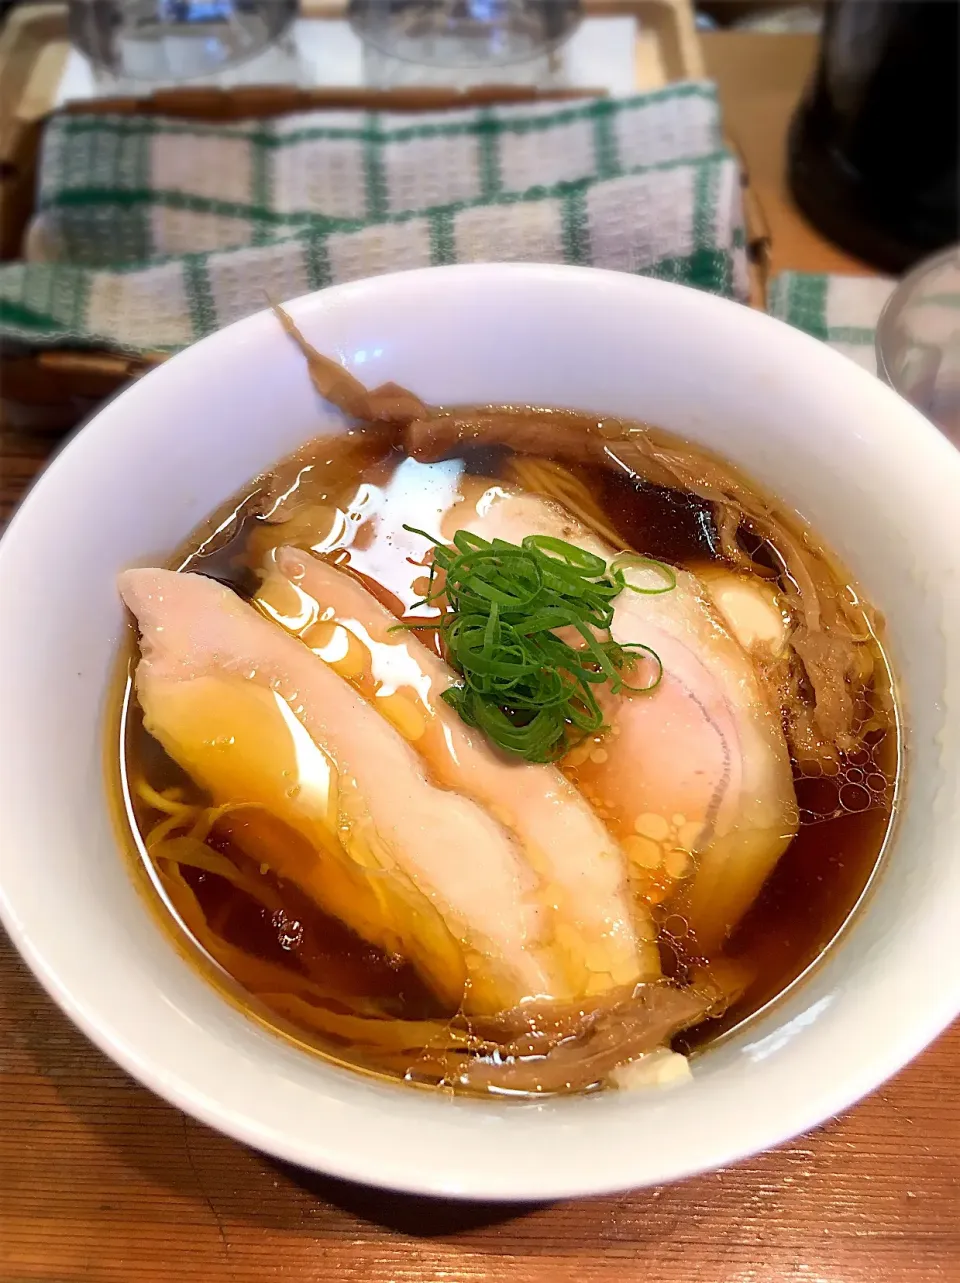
[0,82,748,355]
[769,271,894,376]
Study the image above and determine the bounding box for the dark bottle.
[788,0,959,273]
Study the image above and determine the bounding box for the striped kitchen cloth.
[768,271,895,375]
[0,83,747,354]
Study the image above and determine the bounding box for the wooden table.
[1,31,958,1283]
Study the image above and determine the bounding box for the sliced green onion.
[392,525,673,763]
[609,552,678,595]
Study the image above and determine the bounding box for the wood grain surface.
[2,30,958,1283]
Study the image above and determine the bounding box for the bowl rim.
[2,263,960,1201]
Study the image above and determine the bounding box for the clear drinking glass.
[348,0,582,89]
[876,245,960,445]
[67,0,300,90]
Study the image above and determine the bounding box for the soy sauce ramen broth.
[114,410,899,1092]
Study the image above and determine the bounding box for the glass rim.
[875,242,960,393]
[67,0,299,81]
[347,0,583,70]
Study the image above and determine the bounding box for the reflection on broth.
[113,320,898,1097]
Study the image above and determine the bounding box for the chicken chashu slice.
[443,481,800,955]
[120,567,572,1014]
[253,548,658,994]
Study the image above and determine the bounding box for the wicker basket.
[1,82,612,430]
[0,0,762,432]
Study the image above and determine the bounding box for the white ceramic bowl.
[1,265,959,1200]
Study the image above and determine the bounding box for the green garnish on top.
[398,527,675,764]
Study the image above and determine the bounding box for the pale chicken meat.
[253,548,660,993]
[119,567,571,1014]
[443,481,799,954]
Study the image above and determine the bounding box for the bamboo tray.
[0,0,769,433]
